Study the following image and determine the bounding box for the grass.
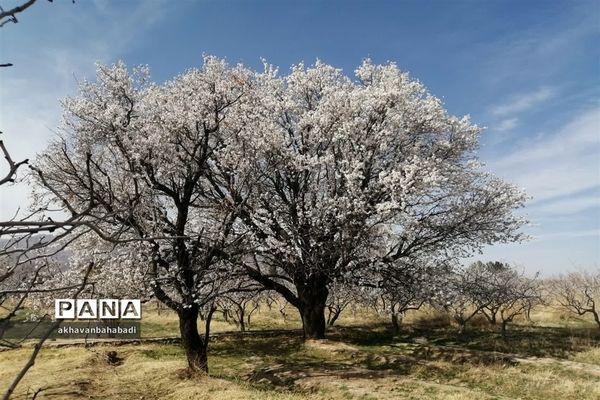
[1,304,599,399]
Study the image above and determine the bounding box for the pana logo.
[55,299,142,320]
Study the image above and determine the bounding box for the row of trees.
[436,262,541,335]
[3,57,528,375]
[289,263,598,336]
[212,263,599,337]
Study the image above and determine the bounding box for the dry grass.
[2,333,599,400]
[2,303,599,400]
[139,302,306,338]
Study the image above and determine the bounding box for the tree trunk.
[327,307,342,327]
[483,309,497,325]
[238,307,246,332]
[297,282,328,339]
[391,312,402,335]
[244,263,329,339]
[457,320,467,335]
[592,310,600,329]
[177,305,208,373]
[300,302,327,339]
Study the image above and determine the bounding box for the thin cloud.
[535,229,600,241]
[531,194,600,216]
[495,117,519,132]
[496,107,599,169]
[488,107,600,207]
[490,87,556,117]
[479,3,599,87]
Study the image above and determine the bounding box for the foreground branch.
[2,262,94,400]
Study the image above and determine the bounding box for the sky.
[0,0,598,275]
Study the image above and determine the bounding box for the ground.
[1,305,599,399]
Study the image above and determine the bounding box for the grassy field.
[1,305,599,400]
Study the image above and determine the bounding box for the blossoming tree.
[32,57,261,372]
[235,59,527,339]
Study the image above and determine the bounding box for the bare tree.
[376,262,447,334]
[1,133,91,353]
[219,288,264,332]
[434,268,489,335]
[1,132,93,343]
[0,3,87,397]
[325,281,355,327]
[550,270,600,328]
[468,261,542,336]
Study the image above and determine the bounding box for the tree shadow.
[210,330,304,358]
[206,322,599,396]
[328,322,599,359]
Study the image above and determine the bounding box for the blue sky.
[0,0,598,275]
